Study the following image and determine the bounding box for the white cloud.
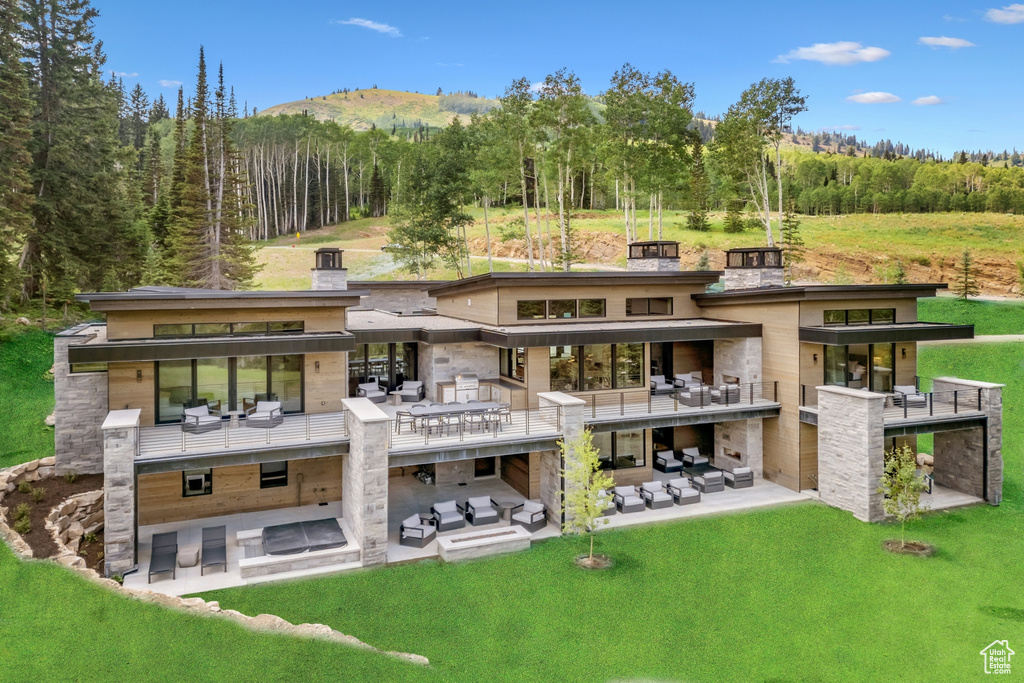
[913,95,945,105]
[158,79,182,87]
[847,91,901,104]
[918,36,975,49]
[943,14,967,22]
[529,82,544,93]
[114,71,138,77]
[331,18,402,37]
[775,41,890,65]
[985,3,1024,23]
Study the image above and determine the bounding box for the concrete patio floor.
[127,501,359,597]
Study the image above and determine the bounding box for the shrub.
[14,503,30,521]
[83,532,98,544]
[910,256,931,267]
[64,470,78,484]
[31,487,45,503]
[497,216,526,242]
[13,517,30,535]
[17,480,32,494]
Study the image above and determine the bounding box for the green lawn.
[2,333,1023,681]
[920,297,1024,335]
[0,328,55,468]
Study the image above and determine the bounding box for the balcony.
[578,382,781,430]
[800,386,985,426]
[137,412,349,463]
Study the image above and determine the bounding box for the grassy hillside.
[0,328,55,468]
[256,210,1024,294]
[257,89,498,131]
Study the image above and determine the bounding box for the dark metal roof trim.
[883,414,986,437]
[68,333,357,363]
[348,280,451,290]
[799,409,819,426]
[135,442,349,474]
[351,328,482,345]
[428,271,723,297]
[388,436,562,467]
[799,323,974,345]
[478,322,761,347]
[77,287,370,302]
[694,283,945,306]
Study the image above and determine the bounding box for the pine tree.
[695,251,710,271]
[150,93,169,122]
[780,201,805,284]
[892,258,908,285]
[368,162,386,217]
[686,137,710,232]
[953,249,979,301]
[723,199,746,233]
[0,0,34,308]
[127,82,150,155]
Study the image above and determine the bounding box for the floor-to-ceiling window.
[347,343,419,395]
[156,355,304,423]
[872,343,894,392]
[550,343,645,392]
[824,345,848,386]
[822,343,897,392]
[593,430,647,470]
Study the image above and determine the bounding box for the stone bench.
[436,525,532,562]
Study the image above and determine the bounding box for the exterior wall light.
[136,369,143,383]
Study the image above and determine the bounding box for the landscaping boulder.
[44,413,55,427]
[15,317,30,325]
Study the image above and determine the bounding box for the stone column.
[342,398,390,566]
[817,386,886,522]
[932,378,1004,505]
[102,409,140,577]
[536,392,586,527]
[712,337,763,387]
[54,326,108,475]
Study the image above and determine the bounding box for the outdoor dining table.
[407,402,504,434]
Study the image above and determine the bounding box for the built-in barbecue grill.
[454,373,479,402]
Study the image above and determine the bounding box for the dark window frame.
[516,300,547,320]
[259,462,288,489]
[153,321,306,338]
[822,308,898,326]
[347,342,418,395]
[549,343,646,392]
[595,430,648,471]
[182,469,213,497]
[625,297,673,317]
[579,299,606,318]
[70,362,108,374]
[500,347,526,383]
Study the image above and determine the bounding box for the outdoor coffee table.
[388,391,403,406]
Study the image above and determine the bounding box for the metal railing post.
[750,383,754,405]
[591,395,596,419]
[978,387,982,411]
[774,381,779,403]
[306,414,310,441]
[954,390,958,414]
[181,429,186,452]
[620,392,625,416]
[801,384,805,406]
[929,392,933,417]
[526,408,531,435]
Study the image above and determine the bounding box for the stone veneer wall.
[434,460,474,485]
[713,338,763,387]
[537,392,585,526]
[48,490,104,556]
[350,286,436,314]
[342,398,389,566]
[932,377,1003,505]
[54,327,108,475]
[713,419,763,476]
[626,257,680,272]
[311,268,348,291]
[102,409,140,577]
[816,386,885,522]
[418,342,500,402]
[723,267,784,291]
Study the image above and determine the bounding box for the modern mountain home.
[52,243,1003,593]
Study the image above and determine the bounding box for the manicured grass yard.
[1,333,1023,681]
[0,328,55,468]
[920,297,1024,335]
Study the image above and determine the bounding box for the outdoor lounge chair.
[463,496,500,526]
[200,525,227,576]
[712,384,741,405]
[681,447,709,468]
[244,400,283,428]
[600,490,617,516]
[650,375,674,395]
[676,389,711,408]
[674,371,703,389]
[399,514,436,548]
[397,380,424,402]
[724,467,754,489]
[510,500,547,532]
[666,477,700,505]
[357,381,387,404]
[181,404,222,434]
[692,470,725,493]
[431,500,466,532]
[639,481,674,510]
[653,450,683,473]
[894,384,927,408]
[148,531,178,583]
[613,485,644,514]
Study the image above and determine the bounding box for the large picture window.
[626,297,673,316]
[154,321,304,338]
[593,430,647,470]
[500,347,526,382]
[347,342,418,395]
[156,355,304,424]
[822,309,897,326]
[517,300,546,320]
[550,344,645,392]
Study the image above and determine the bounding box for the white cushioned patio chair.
[692,470,725,493]
[431,500,466,532]
[894,384,927,408]
[724,466,754,489]
[666,477,700,505]
[464,496,500,526]
[681,446,709,468]
[653,450,683,473]
[639,481,674,510]
[244,400,283,428]
[397,380,424,402]
[399,514,436,548]
[357,381,387,404]
[613,485,644,514]
[181,404,222,433]
[650,375,674,395]
[511,500,547,532]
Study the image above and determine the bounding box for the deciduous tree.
[560,428,614,564]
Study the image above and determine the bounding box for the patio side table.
[226,410,244,428]
[496,500,518,522]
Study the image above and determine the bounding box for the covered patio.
[125,501,361,596]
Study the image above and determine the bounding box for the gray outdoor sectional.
[692,470,725,493]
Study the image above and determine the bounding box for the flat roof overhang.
[68,332,357,363]
[135,441,349,474]
[77,288,368,312]
[883,413,986,437]
[586,404,781,433]
[428,271,722,297]
[694,283,944,306]
[799,323,974,345]
[351,328,482,345]
[478,322,762,347]
[388,435,561,468]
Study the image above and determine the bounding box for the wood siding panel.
[495,283,704,326]
[798,299,918,326]
[799,423,818,490]
[109,362,156,426]
[434,289,499,326]
[304,352,347,413]
[137,456,343,525]
[525,347,551,408]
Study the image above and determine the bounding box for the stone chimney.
[311,247,347,290]
[626,241,680,272]
[723,247,783,290]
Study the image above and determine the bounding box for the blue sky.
[95,0,1024,155]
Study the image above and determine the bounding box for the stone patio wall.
[816,386,885,522]
[102,409,140,577]
[342,398,389,566]
[54,327,107,475]
[932,377,1003,505]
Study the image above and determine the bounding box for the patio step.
[244,559,364,585]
